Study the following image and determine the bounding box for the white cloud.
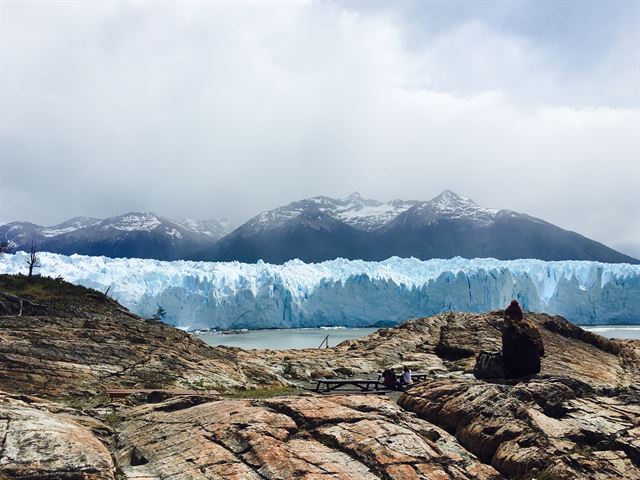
[1,1,637,255]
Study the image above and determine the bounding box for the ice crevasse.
[1,252,638,330]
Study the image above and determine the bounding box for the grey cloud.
[0,1,637,256]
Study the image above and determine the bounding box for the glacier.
[1,252,638,330]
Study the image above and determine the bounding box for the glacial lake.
[197,325,640,350]
[582,325,640,340]
[197,327,379,350]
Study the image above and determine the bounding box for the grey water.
[197,327,379,350]
[582,325,640,340]
[197,325,640,350]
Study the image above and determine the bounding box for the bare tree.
[26,241,40,277]
[151,306,167,322]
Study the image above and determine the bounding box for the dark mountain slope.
[200,190,638,264]
[200,209,372,263]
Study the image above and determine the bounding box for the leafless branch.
[25,241,41,277]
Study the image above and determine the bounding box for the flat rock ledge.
[398,376,640,479]
[115,394,500,480]
[0,391,115,479]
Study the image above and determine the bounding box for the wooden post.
[317,334,329,349]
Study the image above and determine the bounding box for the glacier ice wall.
[1,252,638,330]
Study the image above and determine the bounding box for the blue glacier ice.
[1,252,638,330]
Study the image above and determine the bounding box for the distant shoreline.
[191,324,640,350]
[190,323,640,335]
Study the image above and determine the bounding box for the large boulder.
[115,394,500,479]
[0,391,115,479]
[398,377,640,479]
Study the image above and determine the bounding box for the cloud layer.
[1,1,638,257]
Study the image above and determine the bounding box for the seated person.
[381,369,398,390]
[502,300,545,378]
[400,365,412,387]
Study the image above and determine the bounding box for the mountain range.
[2,191,637,264]
[0,213,232,261]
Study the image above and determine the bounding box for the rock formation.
[115,393,500,480]
[0,274,638,479]
[398,377,640,479]
[0,391,115,479]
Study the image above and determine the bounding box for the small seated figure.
[381,368,398,390]
[502,300,545,378]
[400,365,412,389]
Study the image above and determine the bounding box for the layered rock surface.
[0,275,285,397]
[4,308,637,398]
[0,391,115,479]
[399,377,640,479]
[115,393,500,480]
[253,311,639,390]
[1,275,639,479]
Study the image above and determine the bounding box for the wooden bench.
[106,388,219,401]
[410,373,430,383]
[312,378,392,394]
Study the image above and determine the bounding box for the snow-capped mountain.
[0,213,230,260]
[3,191,636,264]
[182,218,233,239]
[245,192,417,233]
[40,216,102,237]
[1,216,102,248]
[199,190,638,264]
[2,252,637,329]
[0,222,44,250]
[385,190,502,227]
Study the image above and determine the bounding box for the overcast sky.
[1,0,638,257]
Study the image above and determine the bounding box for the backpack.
[473,351,506,380]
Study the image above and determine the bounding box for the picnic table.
[313,378,390,394]
[409,373,430,383]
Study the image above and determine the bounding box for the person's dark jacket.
[502,303,545,378]
[382,370,398,390]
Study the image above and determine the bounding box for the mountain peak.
[115,211,159,219]
[397,190,500,226]
[40,216,102,237]
[430,190,476,207]
[103,211,163,232]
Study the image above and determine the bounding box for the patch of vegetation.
[569,443,596,457]
[114,467,128,480]
[225,386,300,399]
[180,378,217,392]
[55,392,111,411]
[0,273,124,316]
[519,467,557,480]
[1,273,89,301]
[102,411,121,428]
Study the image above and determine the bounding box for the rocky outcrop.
[1,275,639,479]
[243,311,639,390]
[398,377,640,479]
[0,275,287,397]
[1,273,637,397]
[2,308,637,400]
[0,313,290,398]
[0,391,115,479]
[334,311,639,388]
[115,393,500,480]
